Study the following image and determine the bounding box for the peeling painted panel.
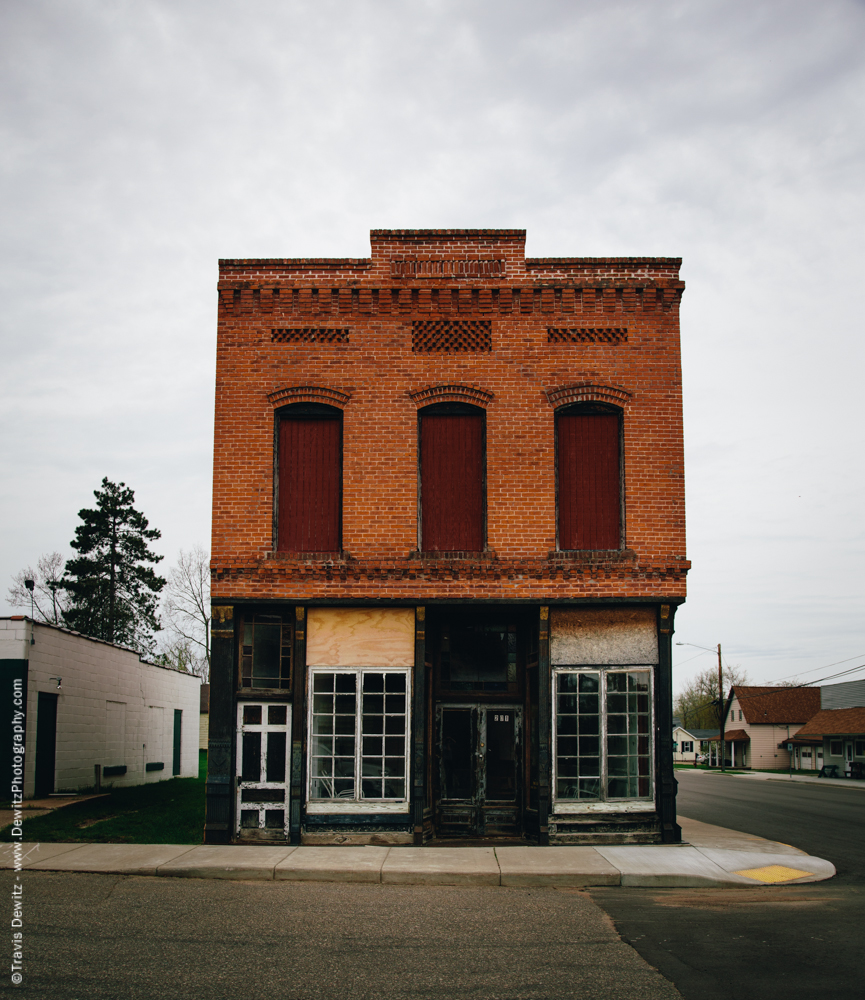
[306,608,415,667]
[551,608,658,665]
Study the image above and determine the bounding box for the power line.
[773,651,865,683]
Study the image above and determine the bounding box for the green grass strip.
[1,752,207,845]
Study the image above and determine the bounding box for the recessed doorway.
[436,704,522,837]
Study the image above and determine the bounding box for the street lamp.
[24,579,35,643]
[677,641,728,772]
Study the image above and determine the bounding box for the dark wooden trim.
[413,606,426,845]
[290,605,307,844]
[205,604,235,844]
[656,602,681,843]
[303,815,413,827]
[537,605,551,845]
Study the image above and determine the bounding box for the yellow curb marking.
[734,864,814,883]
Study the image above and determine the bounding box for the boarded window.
[277,407,341,552]
[557,406,621,550]
[419,406,484,552]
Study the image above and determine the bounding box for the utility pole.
[718,643,725,773]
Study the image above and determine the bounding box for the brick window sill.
[267,551,351,563]
[409,549,498,561]
[547,549,638,563]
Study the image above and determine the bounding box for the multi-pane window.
[419,403,485,552]
[554,669,652,803]
[556,404,622,550]
[240,613,292,689]
[307,669,410,807]
[277,404,342,552]
[681,741,693,753]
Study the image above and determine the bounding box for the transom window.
[239,613,293,689]
[307,669,410,810]
[554,668,653,803]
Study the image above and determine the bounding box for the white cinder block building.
[1,617,200,798]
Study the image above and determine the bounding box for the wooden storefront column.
[413,606,426,846]
[205,605,235,844]
[657,603,681,843]
[538,605,551,845]
[290,605,307,844]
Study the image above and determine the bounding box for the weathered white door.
[235,702,291,840]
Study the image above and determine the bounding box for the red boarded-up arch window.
[277,403,342,552]
[419,403,485,553]
[557,403,622,550]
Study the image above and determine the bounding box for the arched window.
[276,403,342,552]
[556,403,622,550]
[418,402,485,552]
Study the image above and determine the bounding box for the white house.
[673,726,699,764]
[723,686,821,770]
[673,726,719,764]
[1,617,200,799]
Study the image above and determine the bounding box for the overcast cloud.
[1,0,863,693]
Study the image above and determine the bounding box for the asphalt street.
[7,774,863,1000]
[589,771,865,1000]
[5,871,683,1000]
[675,769,865,884]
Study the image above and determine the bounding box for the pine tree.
[62,478,166,654]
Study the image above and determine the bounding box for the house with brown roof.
[723,686,821,770]
[786,680,865,776]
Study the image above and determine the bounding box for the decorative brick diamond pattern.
[271,328,350,344]
[412,320,492,352]
[547,328,628,344]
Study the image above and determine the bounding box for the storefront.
[218,602,671,846]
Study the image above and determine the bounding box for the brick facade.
[212,229,688,602]
[208,230,688,847]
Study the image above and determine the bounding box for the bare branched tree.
[158,545,210,680]
[674,664,749,731]
[7,552,69,625]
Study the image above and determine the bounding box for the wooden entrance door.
[436,704,522,837]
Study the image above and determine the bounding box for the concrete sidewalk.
[695,769,865,790]
[0,816,835,887]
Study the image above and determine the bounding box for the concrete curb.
[0,836,835,888]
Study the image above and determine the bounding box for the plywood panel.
[551,607,658,665]
[306,608,415,667]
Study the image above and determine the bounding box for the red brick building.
[205,229,688,846]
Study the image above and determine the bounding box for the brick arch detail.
[408,384,494,409]
[545,383,632,410]
[267,385,352,409]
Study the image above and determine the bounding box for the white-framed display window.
[553,667,654,814]
[235,701,291,837]
[306,667,411,814]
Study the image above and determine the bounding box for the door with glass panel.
[307,669,410,811]
[437,704,522,837]
[236,702,291,839]
[553,669,653,807]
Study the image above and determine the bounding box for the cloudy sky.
[1,0,863,693]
